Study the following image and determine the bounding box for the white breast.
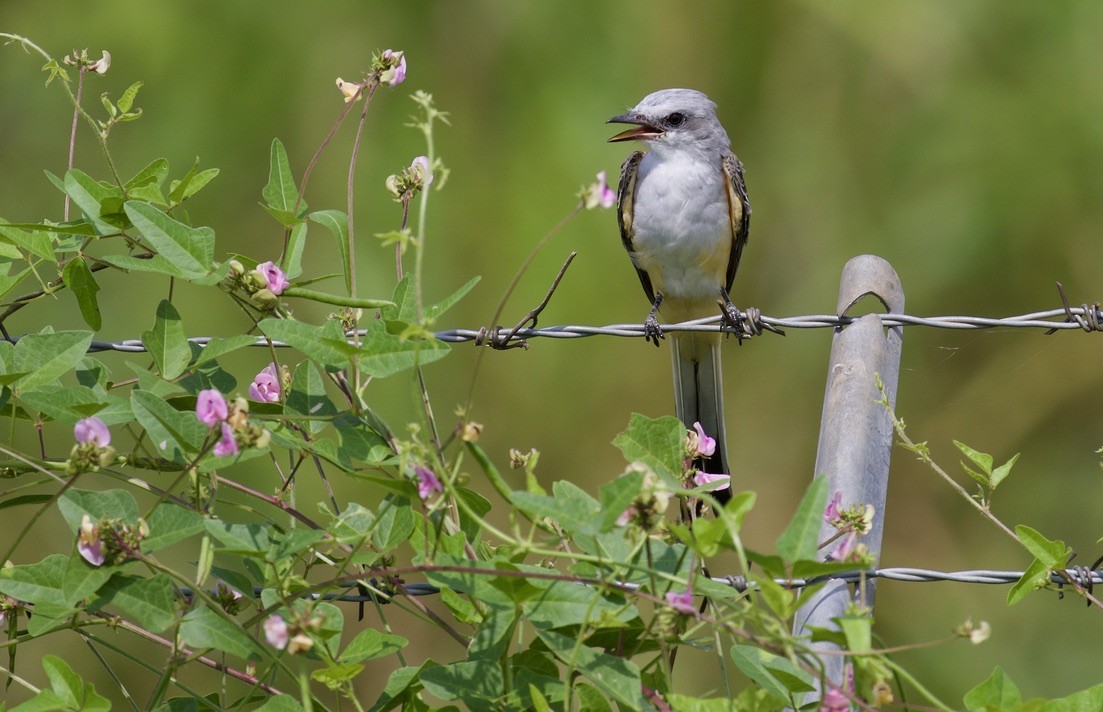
[630,151,731,311]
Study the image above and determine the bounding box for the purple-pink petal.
[692,471,731,492]
[665,590,696,615]
[74,417,111,447]
[196,389,228,426]
[824,490,843,523]
[264,615,289,649]
[256,261,289,296]
[213,422,239,457]
[249,364,281,403]
[415,466,443,501]
[692,422,716,458]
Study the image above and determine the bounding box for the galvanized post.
[792,254,904,693]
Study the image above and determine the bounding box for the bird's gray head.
[607,88,729,157]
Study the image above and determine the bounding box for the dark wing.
[721,151,751,293]
[617,150,656,304]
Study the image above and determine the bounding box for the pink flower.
[196,389,228,426]
[381,49,406,86]
[692,471,731,492]
[690,422,716,458]
[255,261,289,296]
[665,590,696,615]
[829,530,859,562]
[414,465,443,501]
[264,615,289,650]
[596,171,616,209]
[78,515,105,567]
[820,686,849,712]
[410,155,433,188]
[249,363,282,403]
[74,417,111,447]
[213,422,239,457]
[824,490,843,524]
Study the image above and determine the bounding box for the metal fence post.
[792,254,904,693]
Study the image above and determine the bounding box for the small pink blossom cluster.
[685,422,730,494]
[69,417,116,474]
[581,171,616,210]
[76,514,148,568]
[196,389,239,457]
[248,363,283,404]
[822,490,875,563]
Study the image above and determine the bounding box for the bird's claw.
[644,313,665,346]
[719,299,750,344]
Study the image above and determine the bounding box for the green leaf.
[309,210,349,294]
[1008,558,1051,606]
[63,169,118,232]
[1039,684,1103,711]
[144,504,205,553]
[954,440,993,476]
[367,662,437,712]
[62,550,113,605]
[141,300,192,380]
[62,257,102,330]
[101,252,190,279]
[125,200,215,279]
[381,274,416,323]
[259,318,350,370]
[0,219,56,261]
[205,520,270,555]
[125,157,169,192]
[990,452,1020,490]
[1015,525,1070,568]
[193,334,259,367]
[18,385,107,423]
[255,696,305,712]
[58,488,139,531]
[0,266,31,302]
[372,495,415,553]
[730,645,815,702]
[263,139,304,215]
[283,221,307,278]
[131,389,206,461]
[598,469,644,532]
[426,276,481,321]
[420,660,505,704]
[537,630,644,709]
[41,654,110,711]
[13,330,93,391]
[117,80,143,113]
[92,573,177,632]
[0,553,68,606]
[612,413,685,481]
[512,481,602,537]
[176,167,219,202]
[179,604,257,660]
[964,666,1023,712]
[340,628,409,663]
[312,662,365,691]
[775,477,828,563]
[285,360,338,433]
[356,319,450,378]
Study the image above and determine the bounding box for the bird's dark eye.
[666,112,686,127]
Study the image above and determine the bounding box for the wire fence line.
[184,567,1103,604]
[24,303,1102,354]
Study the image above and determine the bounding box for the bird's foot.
[644,312,665,346]
[718,289,750,344]
[643,294,665,347]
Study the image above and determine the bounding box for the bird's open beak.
[607,113,662,142]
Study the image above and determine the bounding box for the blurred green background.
[2,0,1102,706]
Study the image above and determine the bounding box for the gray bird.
[608,88,750,499]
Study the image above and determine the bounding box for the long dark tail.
[670,331,730,504]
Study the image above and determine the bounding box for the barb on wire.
[474,251,577,350]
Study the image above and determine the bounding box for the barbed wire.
[183,567,1103,604]
[47,303,1103,354]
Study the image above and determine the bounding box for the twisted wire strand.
[182,568,1103,604]
[63,305,1103,353]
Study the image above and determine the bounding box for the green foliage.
[0,32,1095,712]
